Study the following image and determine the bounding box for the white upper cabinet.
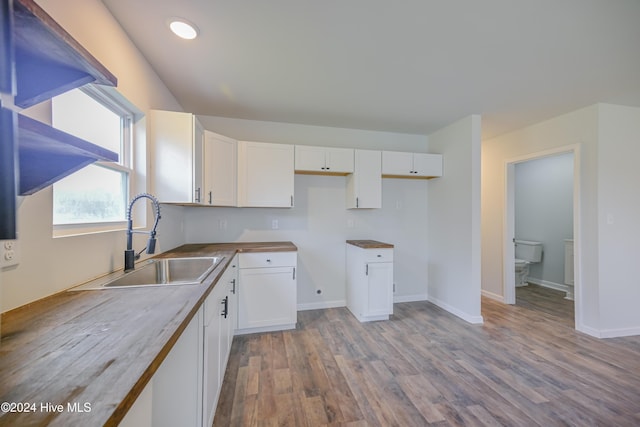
[412,153,443,177]
[203,131,237,206]
[295,145,354,174]
[150,110,205,204]
[237,141,295,207]
[346,149,382,209]
[382,151,443,178]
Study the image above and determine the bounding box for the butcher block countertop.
[346,240,394,249]
[0,242,296,427]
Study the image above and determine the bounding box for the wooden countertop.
[161,241,298,256]
[346,240,394,249]
[0,242,296,427]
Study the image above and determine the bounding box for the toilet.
[514,240,543,286]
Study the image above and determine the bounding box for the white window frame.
[52,85,138,237]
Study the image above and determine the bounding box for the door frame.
[503,144,581,327]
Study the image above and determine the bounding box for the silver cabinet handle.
[293,267,296,280]
[365,264,368,275]
[195,187,201,202]
[208,191,212,204]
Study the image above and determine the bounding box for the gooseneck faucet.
[125,193,161,271]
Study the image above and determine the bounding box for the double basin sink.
[71,256,225,290]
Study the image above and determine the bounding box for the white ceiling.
[101,0,640,139]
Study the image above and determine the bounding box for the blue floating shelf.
[2,0,119,237]
[16,113,118,195]
[12,0,117,108]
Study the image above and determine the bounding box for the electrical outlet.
[1,239,20,268]
[271,219,279,229]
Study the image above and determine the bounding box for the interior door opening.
[503,145,581,329]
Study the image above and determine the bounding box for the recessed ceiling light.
[168,18,199,40]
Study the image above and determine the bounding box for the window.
[51,86,134,232]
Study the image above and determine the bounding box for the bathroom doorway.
[503,145,580,328]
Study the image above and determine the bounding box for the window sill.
[53,220,128,238]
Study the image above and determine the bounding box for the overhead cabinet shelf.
[16,113,118,195]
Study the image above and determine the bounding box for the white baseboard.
[575,322,600,338]
[427,296,484,324]
[527,277,568,293]
[298,295,429,311]
[578,324,640,339]
[235,323,296,335]
[481,290,504,302]
[394,293,428,303]
[297,300,346,311]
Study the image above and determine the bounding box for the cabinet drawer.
[239,251,297,268]
[364,249,393,263]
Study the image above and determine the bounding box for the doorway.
[503,145,581,328]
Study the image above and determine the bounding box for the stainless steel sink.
[70,256,224,290]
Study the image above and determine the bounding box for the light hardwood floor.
[214,287,640,426]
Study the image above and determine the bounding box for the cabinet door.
[238,141,294,207]
[366,262,394,317]
[219,278,234,370]
[228,256,239,333]
[295,145,327,172]
[152,307,203,427]
[193,119,204,202]
[238,267,297,329]
[204,131,237,206]
[382,151,413,176]
[412,153,442,177]
[325,147,354,173]
[203,285,224,427]
[150,110,204,204]
[347,149,381,209]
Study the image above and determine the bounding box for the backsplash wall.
[184,174,431,309]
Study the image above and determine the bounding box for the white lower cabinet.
[237,252,297,334]
[346,243,394,322]
[203,255,237,427]
[120,257,240,427]
[151,307,204,427]
[119,378,153,427]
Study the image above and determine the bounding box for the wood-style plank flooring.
[214,286,640,426]
[516,283,574,325]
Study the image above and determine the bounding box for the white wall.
[197,116,426,151]
[597,104,640,335]
[482,106,598,333]
[482,103,640,337]
[426,115,483,323]
[1,0,186,311]
[186,117,430,308]
[515,153,574,287]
